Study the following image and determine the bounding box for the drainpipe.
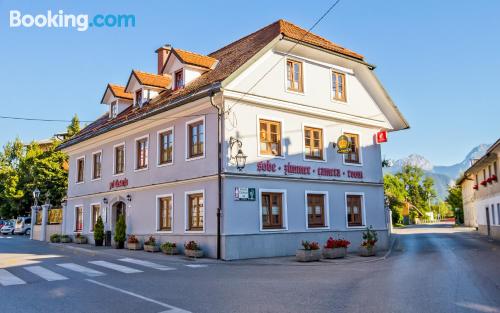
[210,91,223,260]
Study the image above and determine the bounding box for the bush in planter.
[50,234,61,243]
[114,215,126,249]
[144,236,160,252]
[323,237,350,259]
[93,216,104,246]
[127,234,142,250]
[74,233,87,244]
[161,242,178,255]
[296,240,321,262]
[60,234,71,243]
[184,240,203,258]
[359,226,378,257]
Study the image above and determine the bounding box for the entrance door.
[486,206,491,237]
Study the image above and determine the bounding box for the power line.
[224,0,342,114]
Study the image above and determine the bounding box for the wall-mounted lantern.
[33,188,40,207]
[103,197,108,205]
[230,137,247,171]
[126,194,132,202]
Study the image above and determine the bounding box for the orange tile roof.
[108,84,133,100]
[61,19,365,149]
[173,48,218,69]
[132,70,171,88]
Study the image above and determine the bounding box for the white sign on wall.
[234,187,256,201]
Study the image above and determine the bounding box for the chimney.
[155,44,172,75]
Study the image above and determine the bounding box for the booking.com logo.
[9,10,135,32]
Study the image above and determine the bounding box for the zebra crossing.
[0,258,209,287]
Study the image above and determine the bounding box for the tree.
[114,214,126,248]
[93,216,105,246]
[384,174,407,224]
[66,114,81,138]
[446,184,463,224]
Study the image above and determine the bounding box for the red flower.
[480,180,488,186]
[492,175,498,182]
[473,184,479,190]
[324,237,351,249]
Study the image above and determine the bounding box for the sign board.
[376,130,388,144]
[336,135,352,154]
[234,187,256,201]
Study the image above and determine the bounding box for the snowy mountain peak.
[393,154,434,171]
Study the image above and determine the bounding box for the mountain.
[384,144,491,200]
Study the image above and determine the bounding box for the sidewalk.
[49,235,397,266]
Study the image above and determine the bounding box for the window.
[488,165,492,178]
[90,204,100,231]
[75,206,83,232]
[110,101,118,118]
[136,137,148,170]
[158,129,173,165]
[174,70,184,89]
[76,157,85,183]
[135,89,142,106]
[483,169,487,182]
[114,144,125,175]
[286,59,303,92]
[304,127,323,160]
[346,194,363,227]
[259,119,282,156]
[188,120,204,158]
[497,204,500,225]
[92,151,102,180]
[188,193,204,231]
[344,133,360,164]
[158,196,172,231]
[491,204,496,225]
[307,193,326,228]
[494,161,498,176]
[261,192,283,229]
[332,71,346,101]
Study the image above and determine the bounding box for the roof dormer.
[124,70,171,108]
[159,47,218,89]
[101,84,133,119]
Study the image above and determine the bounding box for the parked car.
[14,217,31,235]
[0,219,8,228]
[1,221,15,235]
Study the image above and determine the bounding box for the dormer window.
[110,101,118,118]
[174,70,184,90]
[135,89,142,106]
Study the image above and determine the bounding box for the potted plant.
[296,240,321,262]
[93,216,104,246]
[480,180,488,187]
[184,240,203,258]
[359,226,378,257]
[492,175,498,182]
[127,235,142,250]
[323,237,350,259]
[50,233,61,243]
[60,234,71,243]
[161,242,178,255]
[144,236,160,252]
[114,214,126,249]
[74,233,87,244]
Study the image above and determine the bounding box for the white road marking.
[86,279,191,313]
[56,263,105,277]
[184,264,207,268]
[24,266,68,281]
[0,236,12,239]
[89,261,143,274]
[0,269,26,286]
[118,258,175,271]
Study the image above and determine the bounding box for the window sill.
[306,226,329,230]
[343,161,363,167]
[157,162,174,168]
[156,230,173,234]
[303,156,327,163]
[134,167,149,172]
[285,89,305,96]
[185,229,205,234]
[91,177,102,182]
[75,181,85,185]
[346,225,366,230]
[186,155,205,162]
[113,172,125,177]
[260,227,288,232]
[257,153,285,160]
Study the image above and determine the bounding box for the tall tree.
[384,174,407,224]
[66,114,81,138]
[446,184,463,224]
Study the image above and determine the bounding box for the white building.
[58,19,409,259]
[460,139,500,240]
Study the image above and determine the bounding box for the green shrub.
[114,214,126,244]
[93,216,104,242]
[50,233,61,243]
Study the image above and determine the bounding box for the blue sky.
[1,0,499,166]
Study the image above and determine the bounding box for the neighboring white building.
[57,19,409,259]
[460,139,500,240]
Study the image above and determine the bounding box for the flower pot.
[323,247,347,259]
[161,246,178,255]
[359,245,376,257]
[185,249,203,258]
[127,242,142,250]
[74,237,87,244]
[60,237,71,243]
[144,244,160,252]
[94,239,103,246]
[295,249,321,262]
[115,241,125,249]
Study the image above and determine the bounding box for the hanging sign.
[336,135,352,154]
[376,130,388,144]
[234,187,256,201]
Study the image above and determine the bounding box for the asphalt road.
[0,224,499,313]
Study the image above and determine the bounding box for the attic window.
[110,101,118,118]
[135,89,142,106]
[174,70,184,90]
